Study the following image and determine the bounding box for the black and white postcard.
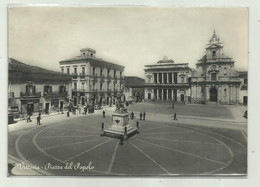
[7,7,248,177]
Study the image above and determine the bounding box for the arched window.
[212,51,216,59]
[224,89,227,97]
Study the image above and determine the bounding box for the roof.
[60,56,124,71]
[8,58,72,84]
[124,76,145,87]
[238,71,248,78]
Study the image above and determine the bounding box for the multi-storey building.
[8,58,72,115]
[59,48,124,107]
[190,31,242,104]
[124,76,145,102]
[144,57,191,103]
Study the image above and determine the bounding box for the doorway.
[210,88,218,102]
[27,103,34,115]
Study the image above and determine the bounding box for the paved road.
[8,109,247,176]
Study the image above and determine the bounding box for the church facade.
[190,31,242,104]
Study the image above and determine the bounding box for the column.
[171,89,174,101]
[162,73,164,84]
[157,73,159,83]
[166,89,168,100]
[157,89,159,100]
[167,73,169,83]
[172,73,174,83]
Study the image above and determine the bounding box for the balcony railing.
[20,92,41,97]
[72,89,85,92]
[43,91,68,98]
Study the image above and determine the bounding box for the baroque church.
[190,31,242,104]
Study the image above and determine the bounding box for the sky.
[8,7,248,78]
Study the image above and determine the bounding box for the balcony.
[80,73,86,78]
[72,73,78,79]
[20,92,41,97]
[72,89,85,92]
[43,91,68,98]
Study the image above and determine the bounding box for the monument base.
[103,124,138,139]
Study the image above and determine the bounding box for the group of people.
[129,112,146,120]
[27,111,41,125]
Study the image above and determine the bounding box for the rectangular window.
[82,67,85,74]
[74,83,77,90]
[67,68,70,74]
[114,71,116,78]
[93,68,95,75]
[74,68,77,74]
[211,73,216,81]
[81,82,85,90]
[154,73,157,83]
[100,83,102,90]
[61,68,64,73]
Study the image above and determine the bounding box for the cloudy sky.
[8,7,248,78]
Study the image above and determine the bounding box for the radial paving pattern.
[15,115,247,176]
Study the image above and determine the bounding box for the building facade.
[190,31,242,104]
[59,48,124,107]
[8,58,72,115]
[238,71,248,105]
[124,76,145,102]
[144,57,191,103]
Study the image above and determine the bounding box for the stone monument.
[103,93,137,140]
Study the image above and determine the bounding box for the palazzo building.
[144,57,191,103]
[59,48,124,107]
[8,58,72,115]
[190,31,242,104]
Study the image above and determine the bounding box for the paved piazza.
[8,103,247,176]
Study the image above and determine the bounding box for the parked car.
[243,110,247,119]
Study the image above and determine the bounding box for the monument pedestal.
[103,112,137,139]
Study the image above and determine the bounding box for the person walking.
[103,110,106,118]
[131,112,134,120]
[140,112,143,120]
[37,116,41,125]
[143,112,146,120]
[174,112,177,120]
[67,111,70,117]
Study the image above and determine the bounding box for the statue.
[114,93,127,113]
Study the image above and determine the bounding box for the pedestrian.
[103,110,106,118]
[67,111,70,117]
[27,114,30,123]
[143,112,146,120]
[140,112,143,120]
[79,107,81,114]
[37,116,41,125]
[174,112,177,120]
